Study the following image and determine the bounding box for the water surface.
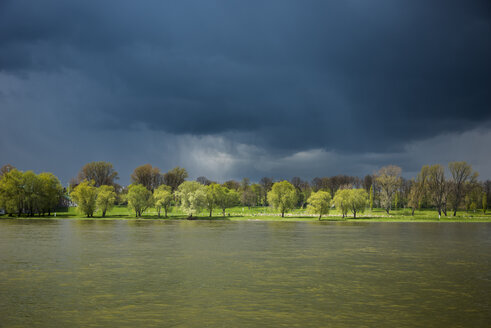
[0,220,490,327]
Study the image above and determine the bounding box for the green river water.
[0,220,490,327]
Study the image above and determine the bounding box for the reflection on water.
[0,220,490,327]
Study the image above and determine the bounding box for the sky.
[1,0,490,185]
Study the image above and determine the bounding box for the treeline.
[1,161,490,218]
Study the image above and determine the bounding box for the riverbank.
[2,205,490,222]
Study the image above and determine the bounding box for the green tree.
[211,184,239,216]
[205,184,218,217]
[153,185,173,218]
[39,172,63,216]
[346,189,368,219]
[375,165,402,214]
[175,181,207,218]
[307,190,332,220]
[333,189,350,218]
[96,185,116,217]
[333,189,367,219]
[267,181,297,217]
[163,167,189,192]
[70,180,98,217]
[127,184,154,217]
[23,171,42,216]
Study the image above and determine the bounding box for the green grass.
[2,205,491,222]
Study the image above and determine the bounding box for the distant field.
[2,205,490,222]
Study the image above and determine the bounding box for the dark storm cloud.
[1,0,490,153]
[1,0,491,183]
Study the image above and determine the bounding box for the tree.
[205,184,218,217]
[333,189,368,219]
[0,164,16,177]
[163,167,188,192]
[375,165,402,214]
[307,190,332,220]
[96,185,116,217]
[426,164,448,218]
[448,161,478,216]
[333,189,350,218]
[223,180,240,191]
[131,164,163,191]
[408,165,429,215]
[369,185,374,211]
[39,172,63,216]
[267,181,297,217]
[196,176,212,186]
[127,184,153,217]
[483,192,487,214]
[70,180,98,217]
[153,185,173,218]
[175,181,207,218]
[346,189,368,219]
[23,171,43,216]
[259,177,274,205]
[77,161,119,187]
[210,184,239,216]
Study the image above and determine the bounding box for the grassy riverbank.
[2,206,491,222]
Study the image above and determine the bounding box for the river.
[0,220,490,327]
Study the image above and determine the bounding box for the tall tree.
[426,164,448,218]
[211,184,239,216]
[267,181,297,217]
[77,161,119,187]
[127,184,154,217]
[131,164,163,191]
[175,181,207,218]
[153,185,173,218]
[375,165,402,214]
[39,172,63,216]
[448,161,478,216]
[163,167,188,192]
[307,190,332,220]
[0,169,25,216]
[259,177,273,205]
[70,180,98,217]
[96,185,116,217]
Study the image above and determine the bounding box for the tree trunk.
[318,214,322,221]
[102,210,106,217]
[411,208,415,216]
[164,208,168,218]
[353,210,356,219]
[282,211,284,218]
[222,208,226,217]
[386,208,390,215]
[209,209,212,217]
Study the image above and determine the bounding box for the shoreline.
[2,215,491,223]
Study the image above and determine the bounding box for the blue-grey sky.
[1,0,490,185]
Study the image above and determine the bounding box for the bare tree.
[131,164,163,191]
[448,161,478,216]
[426,164,448,218]
[77,161,119,187]
[375,165,402,214]
[408,165,429,215]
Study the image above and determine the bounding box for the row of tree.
[1,161,490,218]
